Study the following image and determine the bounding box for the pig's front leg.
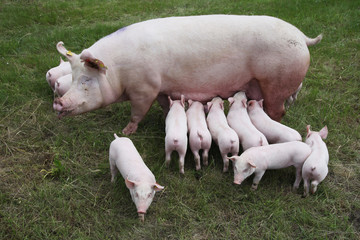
[251,170,266,190]
[122,92,158,135]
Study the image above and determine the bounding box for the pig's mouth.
[57,109,73,119]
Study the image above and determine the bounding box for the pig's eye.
[80,76,91,84]
[135,193,139,198]
[147,193,152,198]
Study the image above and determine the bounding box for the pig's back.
[110,138,155,182]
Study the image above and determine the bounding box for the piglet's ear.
[206,101,213,112]
[247,159,256,168]
[57,41,76,62]
[258,99,264,108]
[227,156,238,162]
[125,178,137,189]
[168,96,174,107]
[80,50,107,73]
[228,97,234,107]
[180,95,185,108]
[242,98,247,108]
[319,126,328,140]
[188,99,193,107]
[306,125,311,138]
[153,183,164,192]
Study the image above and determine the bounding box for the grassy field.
[1,0,359,239]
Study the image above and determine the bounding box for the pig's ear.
[207,102,213,111]
[228,97,234,107]
[259,99,264,108]
[153,183,164,192]
[319,126,328,139]
[57,41,76,62]
[247,159,256,168]
[80,51,107,74]
[125,178,137,189]
[180,95,185,108]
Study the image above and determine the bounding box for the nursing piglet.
[46,57,71,90]
[109,134,164,222]
[247,100,301,143]
[228,141,311,190]
[54,74,72,97]
[207,97,239,172]
[186,100,212,170]
[302,125,329,197]
[165,95,188,174]
[227,92,268,151]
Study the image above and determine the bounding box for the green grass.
[1,0,359,239]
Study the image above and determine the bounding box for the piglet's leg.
[302,179,310,198]
[251,171,265,190]
[192,150,201,171]
[292,166,303,191]
[221,153,229,173]
[202,149,209,167]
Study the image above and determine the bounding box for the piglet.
[109,134,164,221]
[186,99,212,170]
[207,97,239,172]
[165,95,188,174]
[46,57,71,90]
[228,141,311,190]
[54,73,72,97]
[247,100,302,143]
[302,125,329,197]
[227,92,268,151]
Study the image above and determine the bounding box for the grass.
[1,0,359,239]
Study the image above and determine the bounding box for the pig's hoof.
[251,184,258,191]
[122,123,138,135]
[138,213,145,222]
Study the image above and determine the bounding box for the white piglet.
[46,57,72,90]
[207,97,239,172]
[165,95,188,174]
[109,135,164,222]
[186,99,212,170]
[228,141,311,191]
[227,92,268,151]
[247,100,302,143]
[302,125,329,197]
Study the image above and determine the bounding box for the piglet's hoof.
[251,184,258,191]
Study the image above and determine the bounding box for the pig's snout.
[53,98,64,112]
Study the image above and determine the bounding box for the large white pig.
[228,141,311,191]
[207,97,239,173]
[165,95,188,174]
[302,125,329,197]
[46,57,71,90]
[247,100,302,143]
[227,92,268,150]
[53,15,322,134]
[109,134,164,221]
[186,99,212,170]
[54,73,72,97]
